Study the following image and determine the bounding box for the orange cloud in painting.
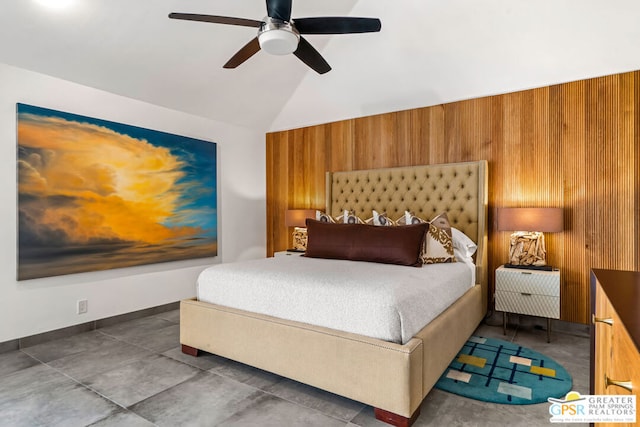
[18,115,200,245]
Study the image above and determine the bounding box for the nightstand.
[495,266,560,342]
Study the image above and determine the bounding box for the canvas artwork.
[16,103,217,280]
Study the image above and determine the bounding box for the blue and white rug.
[435,336,572,404]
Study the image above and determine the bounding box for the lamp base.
[503,263,553,271]
[291,227,307,251]
[508,231,547,267]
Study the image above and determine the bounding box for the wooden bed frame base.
[181,344,199,357]
[181,343,420,427]
[374,407,421,427]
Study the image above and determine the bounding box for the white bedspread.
[197,256,474,344]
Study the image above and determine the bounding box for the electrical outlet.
[77,299,88,314]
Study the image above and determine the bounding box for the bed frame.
[180,160,488,427]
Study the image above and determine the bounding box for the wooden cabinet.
[591,269,640,427]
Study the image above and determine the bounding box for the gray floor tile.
[152,309,180,323]
[89,410,156,427]
[0,364,73,402]
[264,378,365,422]
[130,323,180,353]
[21,330,117,363]
[98,316,176,341]
[130,371,262,426]
[164,347,284,392]
[48,339,154,382]
[208,357,283,390]
[349,406,400,427]
[0,350,39,378]
[1,308,590,427]
[417,388,560,427]
[0,366,119,427]
[163,346,230,371]
[84,354,200,407]
[219,393,348,427]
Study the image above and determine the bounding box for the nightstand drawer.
[495,269,560,296]
[495,291,560,319]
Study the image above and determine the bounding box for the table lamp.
[285,209,315,251]
[497,207,563,270]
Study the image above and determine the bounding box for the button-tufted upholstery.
[327,162,483,245]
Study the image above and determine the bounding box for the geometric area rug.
[434,336,572,404]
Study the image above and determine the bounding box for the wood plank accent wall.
[266,70,640,325]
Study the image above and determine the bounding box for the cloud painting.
[17,103,217,280]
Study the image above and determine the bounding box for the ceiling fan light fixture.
[259,30,299,55]
[258,17,300,55]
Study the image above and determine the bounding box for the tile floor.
[0,310,590,427]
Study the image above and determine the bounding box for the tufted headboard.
[326,161,488,291]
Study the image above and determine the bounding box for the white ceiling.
[1,0,639,132]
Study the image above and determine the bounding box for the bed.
[180,160,488,427]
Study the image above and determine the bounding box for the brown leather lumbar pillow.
[304,219,427,267]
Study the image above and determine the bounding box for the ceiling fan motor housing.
[258,17,300,55]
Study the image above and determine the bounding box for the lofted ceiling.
[1,0,639,132]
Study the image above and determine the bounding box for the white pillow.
[451,227,477,258]
[453,248,470,263]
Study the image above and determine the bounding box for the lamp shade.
[285,209,316,228]
[497,208,563,232]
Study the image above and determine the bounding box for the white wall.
[0,63,266,343]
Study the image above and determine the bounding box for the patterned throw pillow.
[366,210,396,226]
[397,211,456,264]
[316,210,336,223]
[423,212,456,264]
[397,211,426,226]
[336,210,365,224]
[316,210,366,224]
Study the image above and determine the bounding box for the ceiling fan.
[169,0,381,74]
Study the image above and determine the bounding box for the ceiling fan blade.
[169,13,262,28]
[223,37,261,69]
[293,37,331,74]
[294,17,382,34]
[266,0,292,22]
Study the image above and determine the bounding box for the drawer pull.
[592,315,613,326]
[520,293,532,296]
[605,375,633,392]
